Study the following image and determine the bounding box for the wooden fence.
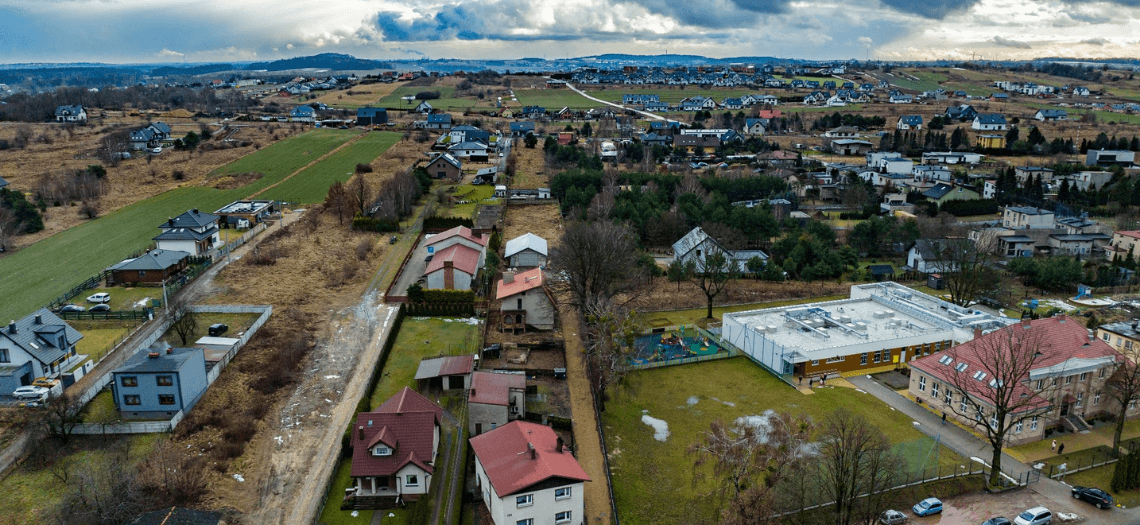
[47,270,110,311]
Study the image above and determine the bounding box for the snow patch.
[134,297,153,308]
[687,396,699,405]
[274,436,283,446]
[324,375,340,380]
[641,415,670,441]
[233,474,245,483]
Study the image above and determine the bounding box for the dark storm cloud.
[876,0,982,19]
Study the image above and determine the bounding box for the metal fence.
[1046,444,1133,479]
[72,411,184,435]
[60,310,152,321]
[775,463,987,517]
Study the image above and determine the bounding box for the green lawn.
[378,86,479,111]
[78,389,119,423]
[0,129,359,322]
[70,320,136,365]
[604,357,967,524]
[0,434,161,525]
[262,131,402,203]
[158,312,262,346]
[368,317,481,409]
[1066,464,1140,507]
[512,88,600,109]
[72,286,165,311]
[316,457,414,525]
[445,184,499,219]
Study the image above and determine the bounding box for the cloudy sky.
[2,0,1140,64]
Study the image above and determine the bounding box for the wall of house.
[155,239,202,256]
[0,361,34,395]
[907,372,1046,446]
[475,457,506,524]
[498,480,586,525]
[500,291,555,330]
[178,352,209,412]
[509,389,525,420]
[112,269,169,285]
[0,341,43,393]
[395,464,431,496]
[425,268,473,290]
[509,250,546,268]
[469,402,508,436]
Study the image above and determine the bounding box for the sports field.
[0,129,361,321]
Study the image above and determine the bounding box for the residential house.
[1096,320,1140,357]
[424,246,481,290]
[972,114,1008,131]
[474,167,498,185]
[976,135,1006,149]
[991,93,1010,102]
[908,316,1121,445]
[468,372,526,436]
[290,105,316,122]
[509,122,535,137]
[743,118,767,136]
[448,142,490,161]
[923,183,980,205]
[830,139,874,156]
[867,152,914,175]
[1048,234,1099,256]
[1003,206,1055,230]
[128,122,173,150]
[1074,87,1091,97]
[108,249,191,286]
[1086,150,1135,167]
[497,268,555,332]
[414,355,474,390]
[426,154,462,182]
[922,152,985,165]
[998,235,1036,258]
[906,239,961,274]
[897,115,923,130]
[673,134,719,156]
[214,200,275,229]
[54,105,87,123]
[111,343,208,419]
[426,113,452,130]
[0,309,83,395]
[672,227,768,273]
[470,421,590,525]
[504,233,548,268]
[414,101,434,114]
[983,180,997,200]
[1014,166,1055,185]
[154,209,221,256]
[1111,231,1140,261]
[347,387,442,508]
[889,93,914,104]
[1035,109,1068,122]
[823,126,859,138]
[356,107,388,126]
[520,106,547,119]
[1073,171,1113,191]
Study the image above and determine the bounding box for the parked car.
[151,146,162,154]
[59,304,85,313]
[982,518,1011,525]
[879,509,907,524]
[208,323,229,337]
[1013,507,1052,525]
[912,498,942,517]
[86,292,111,303]
[12,385,49,401]
[1071,486,1113,509]
[389,235,398,244]
[89,304,111,312]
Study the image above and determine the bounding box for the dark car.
[89,304,111,312]
[208,323,229,337]
[1072,486,1113,509]
[982,518,1012,525]
[58,304,85,313]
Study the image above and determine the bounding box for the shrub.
[355,163,373,174]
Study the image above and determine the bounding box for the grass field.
[0,129,359,322]
[71,286,165,311]
[367,317,481,409]
[312,82,403,109]
[603,357,968,524]
[378,86,479,111]
[512,88,599,109]
[71,320,136,365]
[261,131,402,203]
[445,183,498,219]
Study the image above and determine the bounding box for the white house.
[497,268,555,331]
[470,421,590,525]
[504,233,548,268]
[1002,206,1055,230]
[290,105,316,122]
[347,387,441,507]
[54,105,87,123]
[468,371,526,436]
[0,309,84,396]
[153,208,221,256]
[907,239,960,274]
[897,115,923,130]
[425,245,481,290]
[672,227,767,273]
[972,114,1008,131]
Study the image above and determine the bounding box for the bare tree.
[581,297,641,412]
[53,445,143,525]
[813,408,907,525]
[689,412,814,525]
[942,321,1052,487]
[690,246,739,319]
[138,439,209,505]
[97,128,131,167]
[920,234,1002,307]
[1106,357,1140,456]
[549,221,639,308]
[169,299,198,346]
[349,174,372,218]
[0,205,22,252]
[324,180,350,225]
[40,394,84,445]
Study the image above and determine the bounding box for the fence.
[1047,448,1122,479]
[60,310,152,321]
[212,221,268,260]
[72,411,184,435]
[626,325,739,371]
[47,270,110,311]
[774,463,987,518]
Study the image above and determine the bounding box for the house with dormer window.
[346,387,442,509]
[154,208,221,256]
[0,309,83,395]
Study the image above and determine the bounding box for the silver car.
[12,385,49,400]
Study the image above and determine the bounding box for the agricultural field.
[311,81,403,109]
[261,131,402,203]
[580,86,760,105]
[378,86,482,111]
[603,357,969,524]
[0,129,359,321]
[512,88,599,109]
[367,317,481,409]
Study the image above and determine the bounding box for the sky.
[2,0,1140,64]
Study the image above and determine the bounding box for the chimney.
[7,321,15,334]
[528,443,536,460]
[34,315,42,325]
[1021,318,1032,329]
[192,208,198,214]
[167,347,174,354]
[973,328,982,340]
[358,426,365,440]
[167,218,175,227]
[148,352,160,359]
[503,272,515,284]
[556,437,564,453]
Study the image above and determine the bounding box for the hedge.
[423,216,474,231]
[351,216,399,232]
[422,289,475,303]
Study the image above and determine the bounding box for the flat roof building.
[720,282,1016,378]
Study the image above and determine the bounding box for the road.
[848,375,1140,523]
[564,83,676,124]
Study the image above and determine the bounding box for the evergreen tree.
[1027,126,1046,146]
[1006,126,1020,144]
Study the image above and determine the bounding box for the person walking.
[1051,439,1057,452]
[1058,443,1065,455]
[942,412,947,425]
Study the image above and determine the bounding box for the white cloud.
[157,48,184,58]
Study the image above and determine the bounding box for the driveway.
[389,234,433,298]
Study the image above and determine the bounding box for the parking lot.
[905,485,1128,525]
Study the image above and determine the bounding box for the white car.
[86,292,111,303]
[12,385,49,401]
[151,147,162,154]
[1013,507,1052,525]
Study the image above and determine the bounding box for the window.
[1035,380,1044,390]
[372,446,392,456]
[873,352,881,363]
[516,494,533,507]
[976,407,984,423]
[158,394,175,405]
[826,355,844,363]
[944,390,953,405]
[1065,375,1074,385]
[1076,392,1084,407]
[1127,341,1134,350]
[884,349,892,362]
[1100,367,1107,379]
[931,382,940,397]
[955,363,968,372]
[555,511,572,524]
[124,395,140,406]
[938,355,954,365]
[138,270,146,278]
[1030,416,1039,430]
[405,474,419,487]
[555,487,572,500]
[1015,420,1024,433]
[1131,399,1137,411]
[1051,377,1058,386]
[1095,391,1102,405]
[0,348,8,363]
[1103,333,1111,342]
[918,376,927,392]
[990,414,999,427]
[860,353,867,365]
[516,520,533,525]
[960,399,968,413]
[156,375,173,386]
[972,370,987,381]
[120,376,138,387]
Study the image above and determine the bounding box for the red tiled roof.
[1116,231,1140,240]
[351,411,438,478]
[439,355,474,376]
[469,371,525,406]
[426,226,487,247]
[376,386,445,419]
[469,421,590,498]
[757,109,782,119]
[910,316,1120,413]
[495,268,544,300]
[424,244,481,277]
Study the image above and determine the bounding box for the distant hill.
[244,53,393,72]
[151,64,237,76]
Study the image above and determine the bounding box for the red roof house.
[468,371,526,435]
[496,268,555,332]
[414,354,475,390]
[424,244,482,290]
[346,387,443,508]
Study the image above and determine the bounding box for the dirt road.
[559,305,615,525]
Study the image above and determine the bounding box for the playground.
[631,327,724,365]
